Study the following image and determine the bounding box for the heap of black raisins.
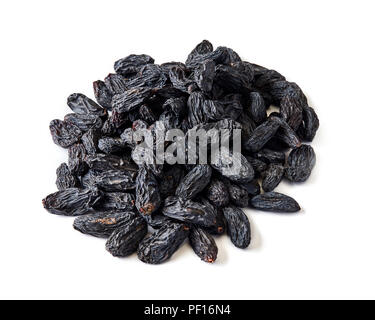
[43,40,319,264]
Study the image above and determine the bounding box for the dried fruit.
[104,73,128,95]
[175,165,212,201]
[248,92,267,124]
[81,128,100,155]
[106,216,148,257]
[159,166,185,197]
[135,167,161,215]
[298,106,319,142]
[142,212,172,229]
[245,156,267,176]
[223,206,251,249]
[68,143,88,176]
[56,163,79,190]
[254,148,286,164]
[73,211,136,238]
[186,40,213,67]
[189,227,218,263]
[95,170,135,192]
[162,196,217,227]
[205,178,230,208]
[137,222,190,264]
[49,119,82,148]
[114,54,154,77]
[95,192,135,212]
[240,180,261,197]
[211,150,254,184]
[251,192,300,213]
[262,164,285,192]
[93,80,112,110]
[85,154,137,174]
[67,93,107,117]
[44,40,318,263]
[194,60,215,93]
[98,137,127,154]
[64,113,103,132]
[127,64,168,89]
[285,145,316,182]
[280,94,303,131]
[205,209,227,235]
[226,181,249,208]
[42,187,102,216]
[244,116,281,153]
[112,88,153,114]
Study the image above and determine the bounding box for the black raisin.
[135,167,161,215]
[67,93,107,117]
[49,119,82,148]
[285,145,316,182]
[223,206,251,249]
[73,211,136,238]
[251,192,300,213]
[205,178,230,207]
[106,216,148,257]
[56,163,79,190]
[175,165,212,201]
[189,227,218,263]
[42,187,102,216]
[162,196,217,227]
[137,222,190,264]
[262,164,285,192]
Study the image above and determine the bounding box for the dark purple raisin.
[251,192,300,213]
[68,143,88,176]
[244,116,281,153]
[67,93,107,117]
[56,163,80,191]
[114,54,154,77]
[137,222,190,264]
[93,80,112,110]
[189,227,218,263]
[136,167,161,215]
[262,164,285,192]
[105,216,148,257]
[42,187,102,216]
[285,144,316,182]
[73,211,136,238]
[95,192,135,212]
[223,206,251,249]
[175,165,212,201]
[205,178,230,208]
[49,119,82,148]
[162,196,217,228]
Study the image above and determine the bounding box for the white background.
[0,0,374,300]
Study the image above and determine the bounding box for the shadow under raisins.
[247,214,262,251]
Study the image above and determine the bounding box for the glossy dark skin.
[205,178,230,208]
[189,227,218,263]
[136,167,161,215]
[43,187,102,216]
[285,145,316,182]
[175,165,212,201]
[251,192,301,213]
[262,164,285,192]
[56,163,79,191]
[106,216,148,257]
[73,211,136,238]
[162,196,217,228]
[223,206,251,249]
[44,39,318,263]
[137,222,190,264]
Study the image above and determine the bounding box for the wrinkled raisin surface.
[43,40,318,263]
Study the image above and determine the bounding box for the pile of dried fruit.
[43,40,319,264]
